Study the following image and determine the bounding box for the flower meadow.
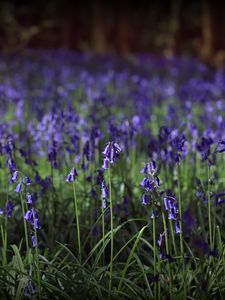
[1,50,225,299]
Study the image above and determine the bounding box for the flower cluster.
[163,190,180,233]
[140,161,160,206]
[102,142,122,170]
[10,170,40,247]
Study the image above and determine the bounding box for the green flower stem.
[152,214,157,298]
[217,226,225,273]
[72,181,81,262]
[33,211,41,300]
[177,163,186,298]
[207,165,213,251]
[108,164,113,299]
[162,212,172,298]
[177,164,184,256]
[1,224,6,266]
[20,193,29,253]
[101,206,105,264]
[169,219,177,256]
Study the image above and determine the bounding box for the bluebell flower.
[102,141,122,168]
[141,193,151,205]
[66,168,78,182]
[140,177,154,192]
[26,193,34,204]
[141,161,157,176]
[32,235,37,247]
[96,169,104,186]
[215,194,225,205]
[7,158,16,173]
[5,201,14,218]
[102,157,110,170]
[24,176,31,185]
[158,232,165,247]
[164,192,179,221]
[216,140,225,153]
[101,180,108,208]
[175,221,180,234]
[15,183,22,193]
[10,170,18,183]
[24,209,40,229]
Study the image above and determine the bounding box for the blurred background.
[1,0,225,66]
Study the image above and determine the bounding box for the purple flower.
[32,235,37,247]
[140,177,154,192]
[15,183,22,193]
[10,171,18,183]
[141,161,157,176]
[101,180,108,208]
[66,168,78,182]
[213,192,225,205]
[102,157,110,170]
[102,141,122,168]
[158,232,165,247]
[24,176,32,185]
[141,193,151,205]
[216,140,225,153]
[5,201,14,218]
[26,193,34,204]
[24,209,40,229]
[7,159,16,173]
[96,169,104,186]
[175,221,180,234]
[164,192,179,221]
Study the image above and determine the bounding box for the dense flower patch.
[0,50,225,299]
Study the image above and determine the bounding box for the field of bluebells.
[1,50,225,299]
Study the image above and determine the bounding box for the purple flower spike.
[24,209,40,229]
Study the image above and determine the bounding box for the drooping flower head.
[15,183,22,193]
[140,160,160,209]
[24,209,40,229]
[26,193,34,204]
[102,141,122,169]
[10,170,18,183]
[163,190,179,227]
[66,167,78,182]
